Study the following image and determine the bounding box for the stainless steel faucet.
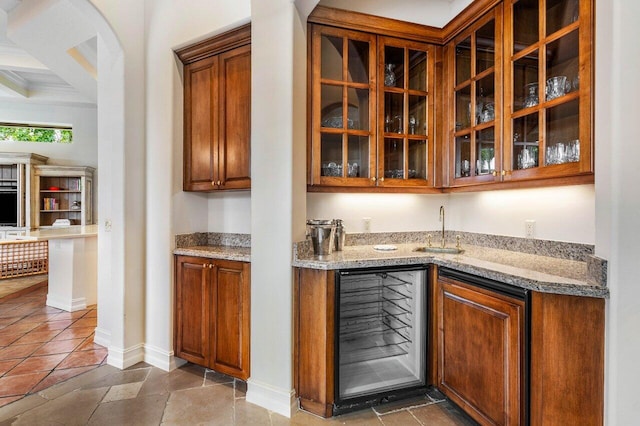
[439,205,445,248]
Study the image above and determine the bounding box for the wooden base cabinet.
[174,255,250,380]
[293,268,335,417]
[437,268,605,426]
[437,272,525,425]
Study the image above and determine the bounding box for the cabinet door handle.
[379,177,385,182]
[492,171,497,177]
[501,170,507,176]
[371,177,377,182]
[209,263,214,269]
[211,181,216,186]
[216,180,221,186]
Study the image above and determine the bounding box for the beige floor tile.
[87,393,169,426]
[0,393,48,422]
[276,409,344,426]
[161,384,234,425]
[137,363,211,397]
[379,409,422,425]
[409,403,473,426]
[233,398,273,425]
[37,364,118,400]
[81,365,150,390]
[101,381,144,402]
[11,387,108,426]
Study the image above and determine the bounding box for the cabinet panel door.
[211,260,250,380]
[438,278,524,425]
[184,56,218,191]
[219,45,251,190]
[175,256,210,366]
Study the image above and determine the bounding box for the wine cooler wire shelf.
[340,313,412,339]
[340,273,415,295]
[340,297,411,318]
[340,330,410,365]
[339,271,418,365]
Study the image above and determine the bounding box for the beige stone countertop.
[173,245,251,263]
[11,225,98,241]
[292,243,609,298]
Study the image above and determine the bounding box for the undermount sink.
[414,246,464,254]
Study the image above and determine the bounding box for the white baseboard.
[46,295,86,312]
[93,327,111,348]
[246,379,296,418]
[143,344,186,371]
[106,343,145,369]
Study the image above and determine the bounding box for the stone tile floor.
[0,278,476,425]
[0,284,106,408]
[0,362,476,425]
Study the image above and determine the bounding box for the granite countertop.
[173,245,251,262]
[292,241,609,298]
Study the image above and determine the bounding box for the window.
[0,123,72,143]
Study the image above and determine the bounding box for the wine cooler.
[334,265,428,414]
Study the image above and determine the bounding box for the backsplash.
[175,232,251,248]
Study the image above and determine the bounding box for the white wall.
[596,0,640,424]
[449,185,595,243]
[207,193,251,234]
[0,102,97,167]
[307,185,595,243]
[144,0,251,369]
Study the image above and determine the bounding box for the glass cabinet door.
[310,25,377,186]
[378,37,435,188]
[449,8,501,186]
[505,0,592,179]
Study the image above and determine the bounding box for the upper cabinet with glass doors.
[308,22,437,191]
[448,7,502,187]
[378,38,436,189]
[503,0,592,182]
[309,25,377,188]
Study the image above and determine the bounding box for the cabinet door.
[504,0,592,181]
[218,45,251,190]
[447,6,503,187]
[309,25,377,188]
[211,260,250,380]
[183,56,219,191]
[438,277,524,425]
[378,37,436,189]
[174,256,211,366]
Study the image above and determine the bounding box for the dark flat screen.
[0,192,18,226]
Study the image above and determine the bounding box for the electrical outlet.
[363,217,371,233]
[525,220,536,239]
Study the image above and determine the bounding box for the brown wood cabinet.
[174,255,250,380]
[307,1,594,193]
[177,24,251,192]
[437,273,525,425]
[436,268,605,425]
[295,264,604,423]
[307,17,439,192]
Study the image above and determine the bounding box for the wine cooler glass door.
[336,266,427,405]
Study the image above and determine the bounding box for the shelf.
[40,190,81,193]
[41,209,81,213]
[340,329,410,365]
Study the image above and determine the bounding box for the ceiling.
[0,0,472,108]
[0,0,97,107]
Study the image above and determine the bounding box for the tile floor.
[0,284,106,408]
[0,279,475,425]
[0,362,475,425]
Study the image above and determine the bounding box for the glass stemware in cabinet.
[384,64,396,87]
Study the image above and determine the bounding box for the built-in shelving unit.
[34,165,94,228]
[0,153,47,238]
